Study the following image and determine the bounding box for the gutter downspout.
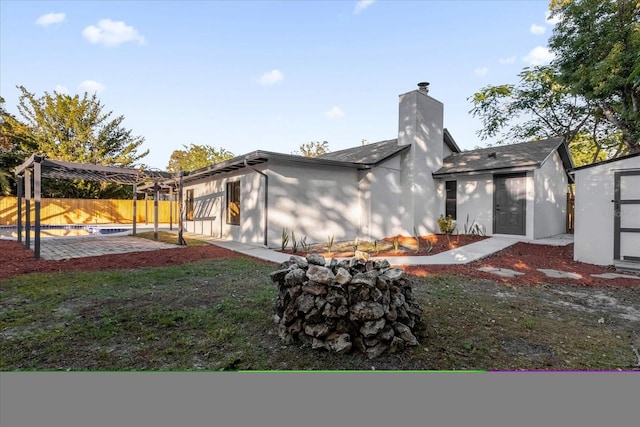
[244,159,268,247]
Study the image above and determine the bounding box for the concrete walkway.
[179,232,574,266]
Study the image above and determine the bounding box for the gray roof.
[433,137,572,176]
[316,139,408,164]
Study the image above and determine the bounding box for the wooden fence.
[566,191,575,234]
[0,197,179,225]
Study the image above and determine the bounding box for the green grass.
[1,260,638,371]
[133,230,209,246]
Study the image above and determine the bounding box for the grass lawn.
[2,253,639,371]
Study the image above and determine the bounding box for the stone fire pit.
[270,254,427,359]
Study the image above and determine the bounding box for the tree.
[8,86,149,198]
[293,140,330,157]
[469,65,623,165]
[548,0,640,153]
[166,143,234,173]
[0,96,36,196]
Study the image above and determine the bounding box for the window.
[445,181,457,220]
[226,181,240,225]
[186,189,194,221]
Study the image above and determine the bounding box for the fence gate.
[613,170,640,263]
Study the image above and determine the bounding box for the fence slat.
[0,197,176,225]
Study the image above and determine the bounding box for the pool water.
[0,225,129,239]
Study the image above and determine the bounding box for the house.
[177,83,574,248]
[572,152,640,267]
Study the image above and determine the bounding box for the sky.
[0,0,560,170]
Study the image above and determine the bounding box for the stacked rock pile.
[270,254,427,359]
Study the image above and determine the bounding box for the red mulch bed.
[0,240,257,280]
[280,234,488,258]
[404,242,640,288]
[1,239,638,288]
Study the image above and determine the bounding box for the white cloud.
[324,106,345,119]
[530,24,546,35]
[474,67,488,77]
[54,85,68,94]
[523,46,556,66]
[499,56,517,64]
[545,10,562,25]
[258,69,284,85]
[82,19,145,47]
[35,12,66,27]
[354,0,375,15]
[78,80,105,94]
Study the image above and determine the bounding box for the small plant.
[327,235,335,253]
[437,215,456,236]
[393,236,400,252]
[424,238,434,253]
[291,231,298,253]
[372,240,379,255]
[413,227,421,253]
[281,228,289,251]
[299,236,310,254]
[463,214,485,236]
[353,237,359,253]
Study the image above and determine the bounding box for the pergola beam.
[13,155,182,258]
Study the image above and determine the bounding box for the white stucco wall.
[398,89,444,235]
[267,159,361,248]
[182,169,265,245]
[533,151,569,239]
[574,155,640,266]
[454,175,494,236]
[367,156,403,239]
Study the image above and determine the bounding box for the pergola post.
[16,175,23,243]
[24,168,31,250]
[132,183,137,236]
[169,187,173,231]
[153,181,159,241]
[34,157,42,259]
[178,171,185,246]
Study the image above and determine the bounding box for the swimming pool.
[0,225,130,239]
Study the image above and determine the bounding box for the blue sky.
[1,0,559,170]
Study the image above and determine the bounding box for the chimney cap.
[417,82,430,93]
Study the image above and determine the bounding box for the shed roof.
[433,137,572,177]
[569,151,640,173]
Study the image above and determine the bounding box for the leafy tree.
[469,65,623,165]
[0,96,36,196]
[549,0,640,153]
[8,86,149,198]
[166,143,234,173]
[293,140,330,157]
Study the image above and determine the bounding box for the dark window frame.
[226,181,240,225]
[445,180,457,220]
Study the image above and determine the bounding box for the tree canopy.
[549,0,640,153]
[0,86,149,198]
[166,143,234,173]
[293,140,330,157]
[469,0,639,164]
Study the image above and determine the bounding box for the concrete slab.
[477,267,525,278]
[591,273,640,280]
[537,269,583,280]
[35,235,179,260]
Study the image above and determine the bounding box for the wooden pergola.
[14,154,185,259]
